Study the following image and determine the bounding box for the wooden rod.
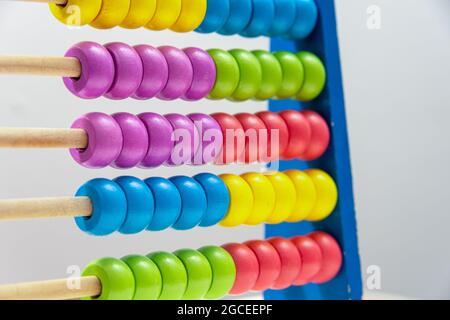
[0,128,88,149]
[0,276,101,300]
[0,197,92,221]
[0,56,81,77]
[18,0,68,6]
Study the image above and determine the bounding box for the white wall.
[0,0,449,299]
[336,0,450,299]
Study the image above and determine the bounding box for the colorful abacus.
[0,0,362,300]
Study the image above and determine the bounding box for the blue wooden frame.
[264,0,362,300]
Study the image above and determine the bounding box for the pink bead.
[104,42,143,100]
[138,113,174,168]
[188,113,223,165]
[70,112,123,169]
[164,114,199,166]
[111,113,149,169]
[157,46,194,100]
[133,45,169,100]
[182,48,216,101]
[63,41,115,99]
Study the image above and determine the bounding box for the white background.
[0,0,449,299]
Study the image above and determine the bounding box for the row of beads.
[208,48,325,101]
[70,110,330,169]
[49,0,318,39]
[82,232,342,300]
[64,42,326,102]
[75,169,337,236]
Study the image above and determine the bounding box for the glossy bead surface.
[199,246,236,300]
[114,176,154,234]
[82,257,135,300]
[75,179,127,236]
[219,174,253,227]
[169,176,207,230]
[121,255,162,300]
[111,112,148,169]
[144,178,181,231]
[63,42,115,99]
[138,113,174,168]
[104,42,143,100]
[70,112,123,168]
[194,173,230,227]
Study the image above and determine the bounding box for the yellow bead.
[120,0,156,29]
[284,170,317,222]
[219,174,254,227]
[49,0,102,26]
[90,0,131,29]
[170,0,207,32]
[241,173,276,226]
[305,169,338,221]
[265,172,297,224]
[146,0,182,30]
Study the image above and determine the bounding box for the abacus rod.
[0,197,92,221]
[0,56,80,78]
[0,276,101,300]
[0,128,87,148]
[18,0,67,5]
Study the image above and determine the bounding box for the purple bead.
[111,113,149,169]
[157,46,194,100]
[164,114,199,166]
[188,113,223,165]
[138,113,174,168]
[70,112,123,169]
[104,42,144,100]
[182,48,216,101]
[63,41,115,99]
[133,45,169,100]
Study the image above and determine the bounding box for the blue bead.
[144,177,181,231]
[289,0,318,39]
[218,0,252,36]
[113,176,154,235]
[196,0,231,34]
[169,176,207,230]
[240,0,275,38]
[194,173,230,227]
[268,0,296,36]
[75,178,127,236]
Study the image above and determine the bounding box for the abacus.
[0,0,362,300]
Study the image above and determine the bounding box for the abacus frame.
[265,0,362,300]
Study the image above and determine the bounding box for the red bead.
[222,243,259,295]
[256,111,289,161]
[244,240,281,291]
[299,111,330,160]
[290,235,322,286]
[268,237,302,289]
[308,232,343,284]
[279,110,312,160]
[211,113,245,164]
[235,113,268,163]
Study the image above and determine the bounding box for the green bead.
[174,249,213,300]
[82,257,135,300]
[121,255,162,300]
[208,49,240,100]
[198,246,236,300]
[296,51,326,101]
[252,50,283,100]
[274,51,305,99]
[228,49,262,101]
[147,252,187,300]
